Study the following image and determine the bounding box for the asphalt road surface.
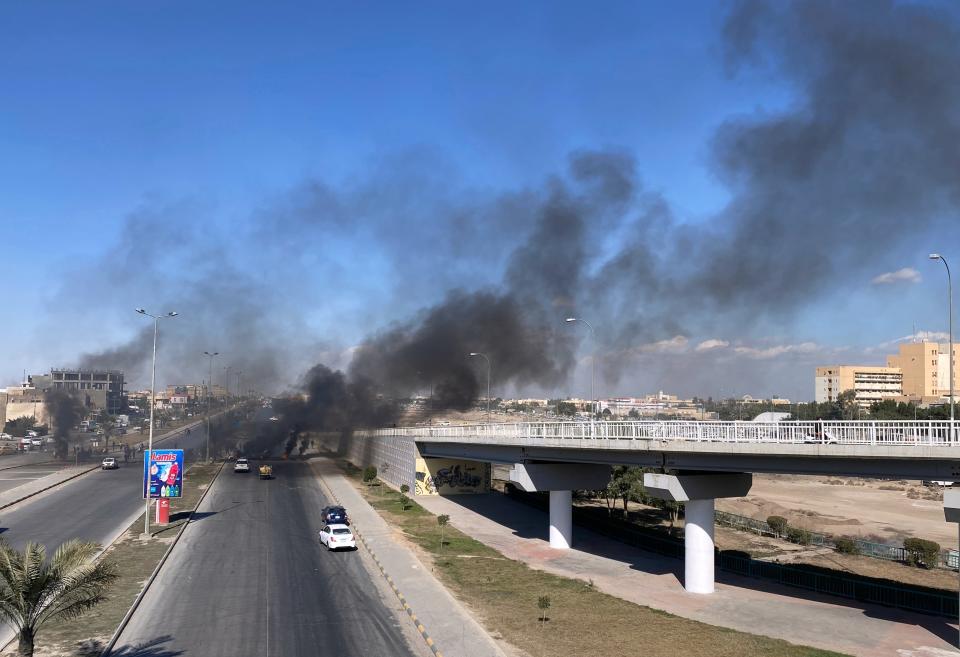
[114,460,423,657]
[0,464,65,495]
[0,419,210,551]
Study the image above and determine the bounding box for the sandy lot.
[717,474,955,548]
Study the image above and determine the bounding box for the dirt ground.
[716,474,954,548]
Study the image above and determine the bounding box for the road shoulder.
[311,457,511,657]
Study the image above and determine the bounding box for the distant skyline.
[2,1,958,402]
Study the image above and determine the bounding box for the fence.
[504,486,957,618]
[714,509,960,569]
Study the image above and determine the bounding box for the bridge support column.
[549,490,573,549]
[644,472,752,594]
[942,490,960,648]
[509,463,610,550]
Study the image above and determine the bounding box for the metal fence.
[714,509,960,569]
[361,419,959,446]
[719,553,957,618]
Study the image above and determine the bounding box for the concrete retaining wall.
[315,432,416,491]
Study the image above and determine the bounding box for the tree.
[537,595,551,627]
[362,466,377,485]
[766,515,788,538]
[0,540,118,657]
[837,390,859,420]
[400,484,410,495]
[2,417,36,437]
[398,494,410,511]
[437,514,450,550]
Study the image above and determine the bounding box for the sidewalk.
[414,492,958,657]
[311,459,509,657]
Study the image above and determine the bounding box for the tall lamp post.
[468,352,491,422]
[224,366,233,397]
[565,317,597,420]
[930,254,955,432]
[236,371,243,400]
[203,351,218,461]
[135,308,177,538]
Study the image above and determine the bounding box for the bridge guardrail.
[359,419,959,446]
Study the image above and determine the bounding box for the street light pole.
[236,371,243,399]
[565,317,597,420]
[930,254,955,433]
[224,366,232,397]
[136,308,177,538]
[468,353,491,422]
[204,351,218,462]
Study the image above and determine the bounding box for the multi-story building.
[814,366,903,409]
[887,342,960,402]
[30,368,125,414]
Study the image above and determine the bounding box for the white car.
[0,433,11,441]
[101,457,118,470]
[318,524,357,551]
[234,458,250,473]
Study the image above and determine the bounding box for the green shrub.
[362,466,378,484]
[833,537,860,555]
[400,484,410,495]
[766,515,788,536]
[785,527,812,546]
[903,538,940,568]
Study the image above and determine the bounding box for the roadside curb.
[311,463,444,657]
[100,460,226,657]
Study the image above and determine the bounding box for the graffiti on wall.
[415,458,490,495]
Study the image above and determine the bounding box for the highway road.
[114,460,424,657]
[0,418,211,550]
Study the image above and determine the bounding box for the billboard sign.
[143,449,184,498]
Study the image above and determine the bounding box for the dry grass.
[5,462,222,657]
[345,465,848,657]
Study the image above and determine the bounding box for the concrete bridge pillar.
[509,463,611,550]
[549,490,573,549]
[643,472,752,594]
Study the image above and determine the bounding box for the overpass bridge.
[357,419,960,595]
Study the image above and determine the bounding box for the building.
[30,368,125,414]
[2,383,49,427]
[814,366,903,409]
[887,342,960,402]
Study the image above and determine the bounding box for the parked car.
[30,439,42,447]
[234,458,250,473]
[320,505,349,525]
[0,433,12,441]
[318,524,356,551]
[101,457,118,470]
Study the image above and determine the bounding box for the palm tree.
[0,540,118,656]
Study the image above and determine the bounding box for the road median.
[0,460,225,657]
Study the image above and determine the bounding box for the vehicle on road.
[234,458,250,473]
[320,505,350,525]
[259,464,273,479]
[318,524,356,551]
[0,433,11,441]
[30,439,42,447]
[25,430,38,438]
[101,457,118,470]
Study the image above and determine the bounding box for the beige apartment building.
[886,341,960,402]
[814,365,903,409]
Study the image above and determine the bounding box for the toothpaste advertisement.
[143,449,184,498]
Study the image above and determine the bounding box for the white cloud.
[733,342,820,359]
[871,267,921,285]
[878,331,950,348]
[639,335,689,354]
[695,339,729,352]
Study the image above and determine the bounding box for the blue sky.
[1,1,956,400]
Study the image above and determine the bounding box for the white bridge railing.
[360,420,959,446]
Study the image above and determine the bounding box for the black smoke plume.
[34,0,960,430]
[45,389,84,460]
